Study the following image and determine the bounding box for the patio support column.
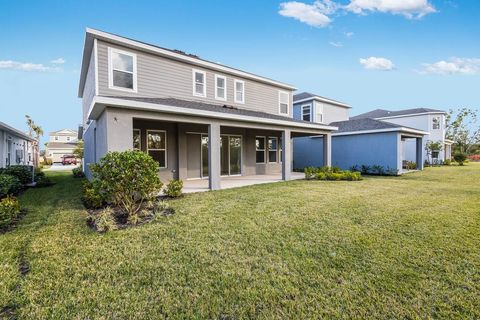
[282,129,291,181]
[416,137,424,170]
[177,124,187,180]
[208,122,221,190]
[323,133,332,167]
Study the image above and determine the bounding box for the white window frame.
[234,79,245,104]
[192,69,207,97]
[255,136,266,164]
[214,74,227,101]
[279,91,290,115]
[146,130,167,169]
[301,104,312,122]
[432,116,441,130]
[133,129,141,151]
[268,137,278,163]
[108,47,137,93]
[315,102,324,123]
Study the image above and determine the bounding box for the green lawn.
[1,164,479,319]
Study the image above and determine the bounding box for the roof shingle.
[351,108,446,120]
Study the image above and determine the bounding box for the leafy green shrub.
[315,172,326,180]
[90,151,163,216]
[360,165,371,174]
[90,207,117,232]
[0,174,22,198]
[444,159,452,166]
[3,165,32,184]
[164,179,183,198]
[304,166,362,181]
[81,180,105,209]
[0,195,21,228]
[453,153,467,166]
[72,166,85,178]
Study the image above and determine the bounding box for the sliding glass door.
[200,134,242,177]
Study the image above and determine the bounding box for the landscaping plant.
[72,166,85,178]
[304,166,362,181]
[453,152,467,165]
[0,174,22,199]
[3,165,33,185]
[0,195,21,228]
[164,179,183,198]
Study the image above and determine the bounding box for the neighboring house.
[45,129,79,163]
[292,93,429,174]
[351,108,453,163]
[0,121,36,168]
[77,28,336,190]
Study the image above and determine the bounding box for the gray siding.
[96,40,293,117]
[317,101,349,124]
[82,48,96,125]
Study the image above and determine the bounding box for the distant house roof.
[330,118,429,136]
[293,92,351,108]
[351,108,446,120]
[0,121,35,141]
[79,28,296,97]
[49,129,78,136]
[45,142,78,149]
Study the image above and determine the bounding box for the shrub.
[72,166,85,178]
[444,159,452,166]
[164,179,183,198]
[81,180,105,209]
[90,207,117,232]
[453,153,467,166]
[467,154,480,162]
[0,174,22,198]
[0,195,21,228]
[403,161,417,170]
[3,165,32,184]
[304,166,362,181]
[360,165,371,174]
[90,151,163,216]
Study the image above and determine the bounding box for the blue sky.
[0,0,479,145]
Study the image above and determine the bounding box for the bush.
[90,151,163,216]
[0,195,21,228]
[0,174,22,198]
[81,180,105,209]
[453,153,467,166]
[403,161,417,170]
[304,166,362,181]
[90,207,117,232]
[467,154,480,162]
[164,179,183,198]
[444,159,452,166]
[72,166,85,178]
[3,165,32,184]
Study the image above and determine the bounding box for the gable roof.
[45,142,78,149]
[78,28,296,97]
[49,129,78,136]
[351,108,446,120]
[0,121,35,141]
[330,118,429,136]
[293,92,351,108]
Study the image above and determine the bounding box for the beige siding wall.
[82,48,96,125]
[316,101,349,124]
[96,40,293,117]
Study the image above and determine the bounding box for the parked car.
[62,155,77,165]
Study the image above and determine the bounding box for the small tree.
[90,151,163,217]
[446,108,480,154]
[73,140,84,160]
[453,153,467,166]
[25,115,44,168]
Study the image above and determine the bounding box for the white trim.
[255,136,266,164]
[294,96,351,108]
[267,136,278,163]
[214,74,227,101]
[108,47,137,93]
[234,79,245,104]
[88,96,338,131]
[278,91,290,115]
[94,38,99,96]
[314,101,324,123]
[133,128,141,151]
[146,129,167,168]
[374,111,447,120]
[83,28,296,90]
[192,69,207,98]
[301,103,312,122]
[331,127,430,137]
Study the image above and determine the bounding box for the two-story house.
[45,129,79,163]
[351,108,453,163]
[78,29,336,190]
[0,121,36,168]
[292,93,429,174]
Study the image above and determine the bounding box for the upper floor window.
[301,104,312,122]
[316,103,324,123]
[67,136,71,141]
[193,69,206,97]
[54,136,58,141]
[234,79,245,104]
[215,75,227,101]
[432,116,441,130]
[279,91,289,115]
[108,48,137,92]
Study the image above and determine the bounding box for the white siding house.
[0,121,36,168]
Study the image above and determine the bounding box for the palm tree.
[25,115,43,167]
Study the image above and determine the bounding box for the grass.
[1,164,479,319]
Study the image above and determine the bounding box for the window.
[279,91,289,115]
[193,69,206,97]
[108,47,137,91]
[234,79,245,104]
[215,75,227,101]
[67,136,71,141]
[316,103,324,123]
[255,136,266,163]
[147,130,167,168]
[432,116,441,130]
[302,104,312,122]
[279,137,283,163]
[133,129,141,151]
[268,137,278,163]
[54,136,58,141]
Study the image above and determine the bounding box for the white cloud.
[344,31,354,37]
[346,0,436,19]
[0,60,61,72]
[50,58,65,64]
[329,41,343,47]
[359,56,395,70]
[419,58,480,75]
[279,0,339,27]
